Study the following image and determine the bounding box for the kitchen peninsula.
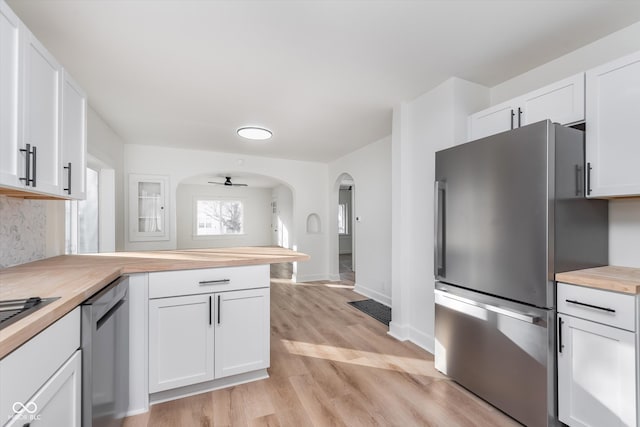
[0,246,308,424]
[0,246,309,357]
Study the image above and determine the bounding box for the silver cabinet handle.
[63,162,72,194]
[198,279,230,286]
[435,289,540,324]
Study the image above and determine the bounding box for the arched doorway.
[336,173,355,284]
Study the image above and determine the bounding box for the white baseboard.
[328,273,341,281]
[387,321,409,341]
[296,273,330,282]
[353,283,391,307]
[387,322,434,355]
[149,369,269,406]
[408,326,435,355]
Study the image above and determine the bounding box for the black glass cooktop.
[0,297,59,330]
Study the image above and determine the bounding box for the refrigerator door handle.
[434,181,445,277]
[434,289,541,324]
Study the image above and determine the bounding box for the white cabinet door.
[558,315,636,427]
[129,174,169,242]
[0,1,22,189]
[149,294,214,393]
[6,350,81,427]
[22,27,62,195]
[467,101,516,141]
[60,71,86,200]
[586,50,640,198]
[521,73,584,126]
[214,288,270,379]
[468,73,585,142]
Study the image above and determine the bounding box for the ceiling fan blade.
[207,181,225,185]
[231,183,248,187]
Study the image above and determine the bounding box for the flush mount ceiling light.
[237,126,272,141]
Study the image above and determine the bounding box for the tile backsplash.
[0,195,46,268]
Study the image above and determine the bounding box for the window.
[66,167,99,254]
[196,199,244,236]
[338,203,348,235]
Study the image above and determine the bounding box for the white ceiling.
[8,1,640,162]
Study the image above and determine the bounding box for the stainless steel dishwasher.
[81,275,129,427]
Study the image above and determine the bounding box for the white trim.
[386,322,434,355]
[98,169,115,252]
[328,273,341,281]
[407,326,435,355]
[296,273,330,282]
[149,369,268,406]
[353,283,391,307]
[387,321,410,341]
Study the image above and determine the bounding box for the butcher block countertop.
[556,266,640,295]
[0,247,309,359]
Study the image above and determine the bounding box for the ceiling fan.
[208,176,248,187]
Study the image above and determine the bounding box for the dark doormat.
[348,299,391,326]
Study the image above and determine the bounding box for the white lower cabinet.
[557,282,638,427]
[6,350,82,427]
[148,265,270,396]
[0,308,81,426]
[148,294,215,393]
[215,288,270,379]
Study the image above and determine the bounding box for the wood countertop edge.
[0,269,123,359]
[0,248,309,359]
[556,266,640,295]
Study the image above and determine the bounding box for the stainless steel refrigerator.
[433,120,608,427]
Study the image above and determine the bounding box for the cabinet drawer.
[148,264,269,299]
[0,307,80,423]
[557,282,636,331]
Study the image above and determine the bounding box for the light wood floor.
[122,265,519,427]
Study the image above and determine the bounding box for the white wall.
[271,185,294,249]
[390,77,488,351]
[176,184,272,249]
[328,136,392,306]
[124,144,329,281]
[490,21,640,268]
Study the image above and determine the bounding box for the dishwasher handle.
[435,288,541,324]
[83,276,129,325]
[97,299,126,330]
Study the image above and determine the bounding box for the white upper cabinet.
[0,0,86,199]
[468,73,585,141]
[0,1,22,188]
[61,71,87,199]
[520,73,585,126]
[22,27,62,195]
[585,50,640,198]
[468,101,517,141]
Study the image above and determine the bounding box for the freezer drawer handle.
[435,289,541,324]
[199,279,231,285]
[565,299,615,313]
